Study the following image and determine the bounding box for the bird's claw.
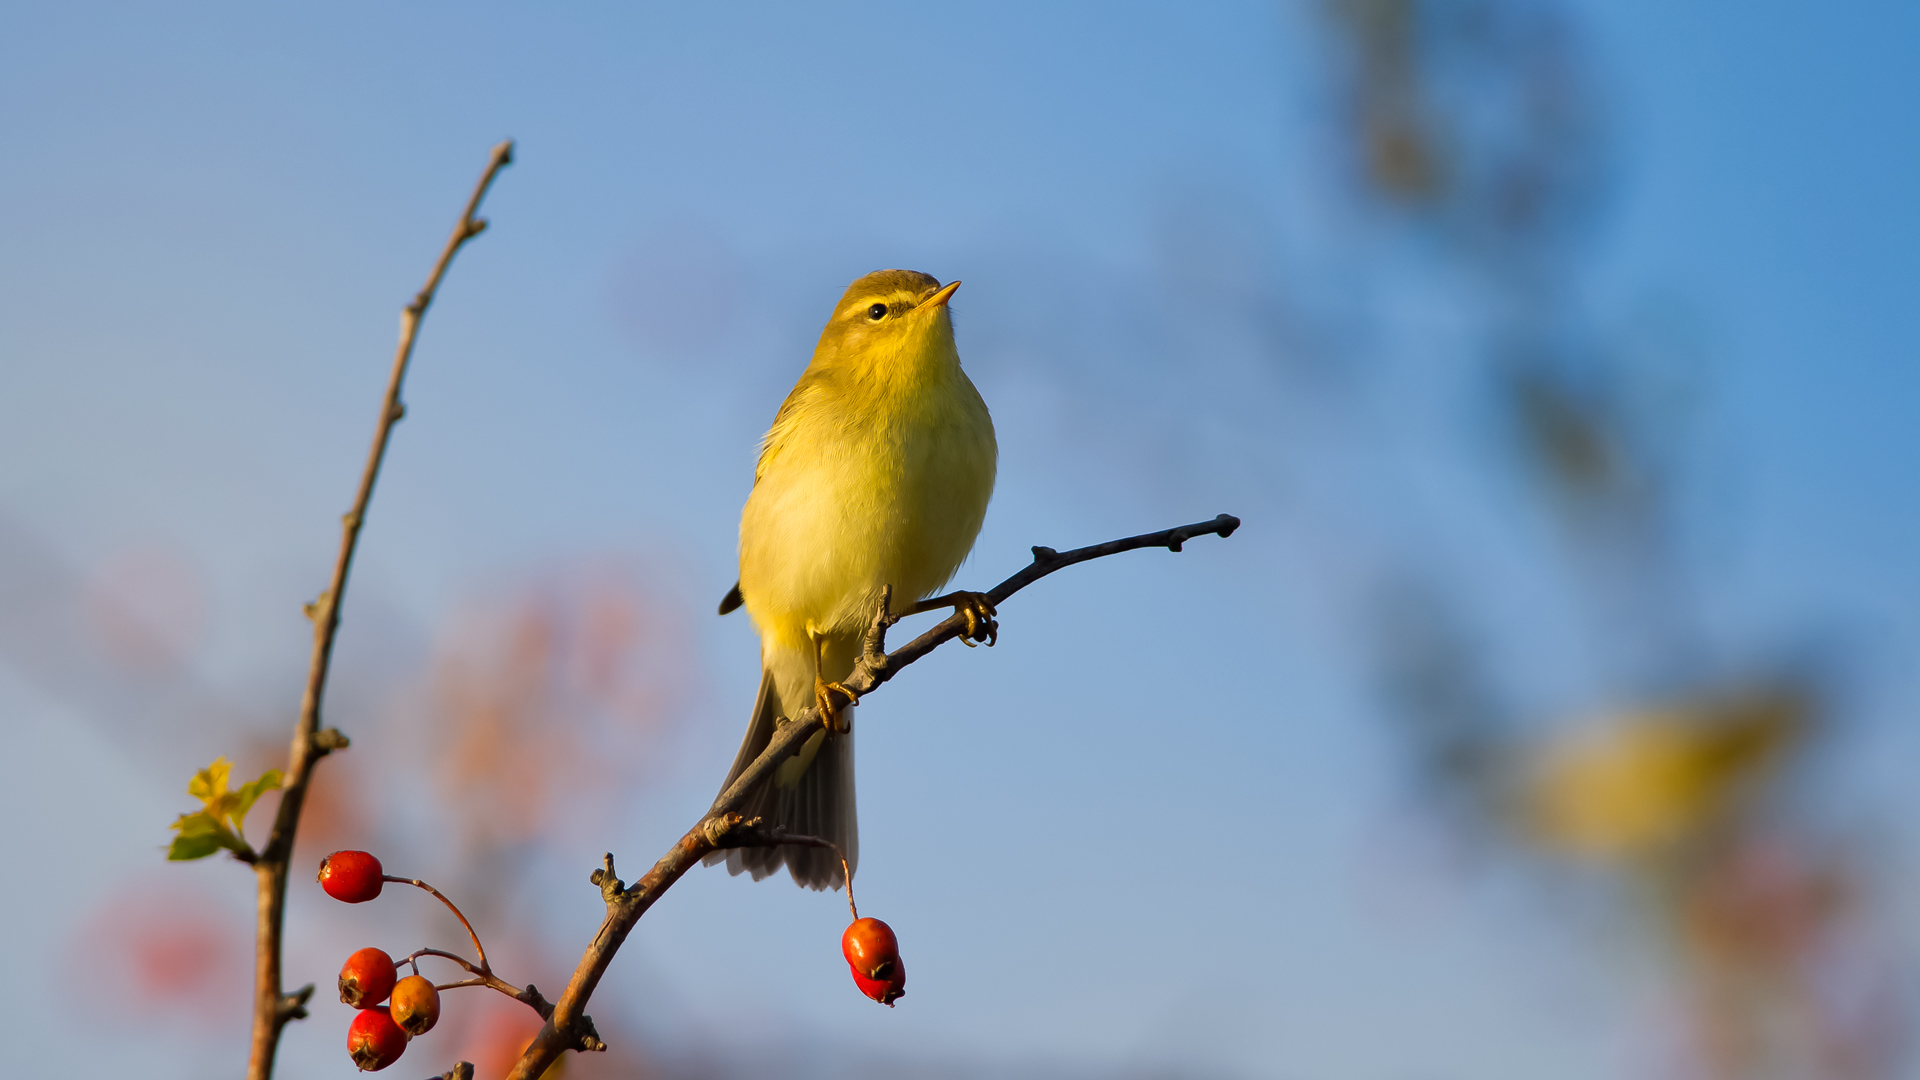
[952,592,997,647]
[815,678,859,733]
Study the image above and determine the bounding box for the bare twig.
[384,875,493,974]
[246,140,513,1080]
[504,513,1239,1079]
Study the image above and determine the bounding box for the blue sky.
[2,3,1916,1078]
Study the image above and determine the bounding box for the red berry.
[339,947,397,1008]
[319,850,385,903]
[842,917,905,1006]
[840,917,899,979]
[347,1006,409,1071]
[851,955,907,1007]
[389,974,440,1036]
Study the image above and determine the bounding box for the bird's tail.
[701,668,858,891]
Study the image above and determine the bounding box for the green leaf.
[167,831,228,861]
[172,810,221,838]
[168,808,248,860]
[234,769,283,824]
[168,813,239,858]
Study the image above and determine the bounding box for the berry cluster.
[320,845,905,1072]
[316,850,464,1072]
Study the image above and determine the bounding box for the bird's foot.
[917,590,998,647]
[815,677,859,733]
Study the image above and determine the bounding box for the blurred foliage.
[1520,691,1803,863]
[1319,0,1908,1077]
[1323,0,1605,256]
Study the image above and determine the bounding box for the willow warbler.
[705,269,997,890]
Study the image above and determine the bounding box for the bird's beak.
[925,280,961,309]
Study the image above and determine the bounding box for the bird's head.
[813,269,961,374]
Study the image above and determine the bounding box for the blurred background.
[2,2,1916,1078]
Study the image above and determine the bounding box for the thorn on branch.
[388,400,407,423]
[515,984,555,1022]
[589,853,624,904]
[700,813,747,849]
[857,586,896,679]
[575,1013,607,1053]
[313,728,350,752]
[1031,545,1059,563]
[466,218,488,238]
[277,983,315,1024]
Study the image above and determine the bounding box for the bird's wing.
[753,368,834,485]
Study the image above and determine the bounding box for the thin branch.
[403,946,484,976]
[384,875,492,974]
[504,513,1239,1080]
[246,140,513,1080]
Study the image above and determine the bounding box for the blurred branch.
[246,140,513,1080]
[506,514,1241,1079]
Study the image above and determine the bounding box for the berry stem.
[838,848,857,921]
[398,948,554,1017]
[399,945,526,999]
[762,831,856,919]
[385,876,491,975]
[400,947,480,974]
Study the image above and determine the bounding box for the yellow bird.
[706,269,997,890]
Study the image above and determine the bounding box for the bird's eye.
[867,303,888,321]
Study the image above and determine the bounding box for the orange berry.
[389,974,440,1036]
[347,1006,408,1071]
[338,947,397,1008]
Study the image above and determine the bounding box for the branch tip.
[591,854,624,903]
[516,984,555,1021]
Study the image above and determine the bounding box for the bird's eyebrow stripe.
[837,292,924,320]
